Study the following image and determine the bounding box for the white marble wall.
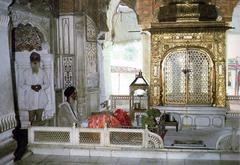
[231,1,240,31]
[0,1,17,164]
[0,0,15,117]
[9,5,56,127]
[57,14,101,117]
[11,6,51,45]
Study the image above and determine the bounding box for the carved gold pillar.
[150,33,162,106]
[214,32,227,107]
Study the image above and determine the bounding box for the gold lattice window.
[163,48,213,105]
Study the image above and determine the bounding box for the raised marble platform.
[16,154,240,165]
[28,144,240,161]
[153,106,227,130]
[163,128,233,149]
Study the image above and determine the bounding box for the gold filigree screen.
[163,48,213,105]
[149,26,227,108]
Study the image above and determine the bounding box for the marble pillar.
[102,42,112,100]
[0,0,15,117]
[141,31,151,83]
[97,37,106,105]
[75,15,87,118]
[232,1,240,31]
[0,0,17,164]
[57,14,101,118]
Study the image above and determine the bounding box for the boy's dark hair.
[30,52,41,62]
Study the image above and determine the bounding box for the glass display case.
[129,71,149,126]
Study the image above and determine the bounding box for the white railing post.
[76,124,80,145]
[232,128,238,151]
[28,127,34,144]
[71,123,78,145]
[144,124,149,148]
[103,123,109,146]
[77,127,80,145]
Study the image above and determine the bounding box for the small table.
[163,121,178,132]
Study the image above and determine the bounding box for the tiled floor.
[15,154,240,165]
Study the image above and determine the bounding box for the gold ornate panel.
[150,30,227,107]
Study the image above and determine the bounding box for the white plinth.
[153,106,227,130]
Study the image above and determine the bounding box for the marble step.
[171,140,206,148]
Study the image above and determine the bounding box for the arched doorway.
[226,0,240,96]
[162,48,214,105]
[104,2,142,97]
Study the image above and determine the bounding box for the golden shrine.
[149,0,230,108]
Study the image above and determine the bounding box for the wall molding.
[0,15,9,27]
[0,0,13,13]
[0,112,17,133]
[11,9,50,42]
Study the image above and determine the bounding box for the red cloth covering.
[88,114,121,128]
[113,109,132,127]
[109,115,122,128]
[88,109,132,128]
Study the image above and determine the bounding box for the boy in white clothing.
[20,52,49,125]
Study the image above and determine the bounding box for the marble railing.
[226,95,240,117]
[0,113,17,133]
[226,111,240,118]
[28,124,163,149]
[110,95,130,111]
[216,128,240,151]
[227,96,240,100]
[109,95,240,111]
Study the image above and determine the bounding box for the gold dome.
[158,0,218,22]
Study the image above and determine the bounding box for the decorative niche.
[13,23,44,52]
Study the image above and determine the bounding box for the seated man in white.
[58,86,80,127]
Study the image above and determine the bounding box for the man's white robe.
[57,102,80,127]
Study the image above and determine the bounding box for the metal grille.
[86,16,97,42]
[164,52,186,104]
[188,50,211,104]
[110,132,143,146]
[79,132,101,144]
[63,56,74,88]
[163,48,212,105]
[34,131,70,143]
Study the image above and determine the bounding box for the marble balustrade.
[28,125,163,149]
